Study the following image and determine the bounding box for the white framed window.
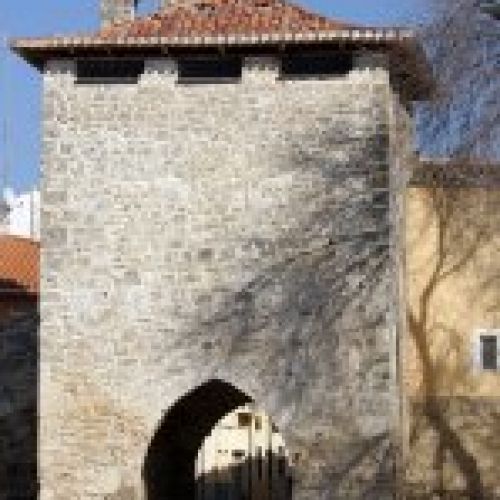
[474,329,500,372]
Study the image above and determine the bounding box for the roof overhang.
[410,159,500,187]
[12,27,414,50]
[11,27,433,100]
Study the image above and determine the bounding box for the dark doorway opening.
[143,379,293,500]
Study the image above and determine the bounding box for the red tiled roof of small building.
[0,236,40,297]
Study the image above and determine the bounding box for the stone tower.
[12,0,430,498]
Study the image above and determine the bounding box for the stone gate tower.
[13,0,430,498]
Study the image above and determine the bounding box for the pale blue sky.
[0,0,425,192]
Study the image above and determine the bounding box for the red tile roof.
[99,0,356,40]
[10,0,432,99]
[0,236,39,296]
[12,0,416,52]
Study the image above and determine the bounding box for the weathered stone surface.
[39,54,412,499]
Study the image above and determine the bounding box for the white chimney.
[101,0,137,27]
[0,196,10,235]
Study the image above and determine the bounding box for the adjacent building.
[0,235,39,499]
[195,405,291,500]
[403,160,500,498]
[1,188,41,241]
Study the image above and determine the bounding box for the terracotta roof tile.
[15,0,385,49]
[105,0,353,40]
[0,236,39,296]
[10,0,433,99]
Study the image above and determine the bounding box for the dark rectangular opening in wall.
[281,53,353,78]
[76,59,144,84]
[232,449,246,459]
[255,416,262,430]
[257,447,263,479]
[481,335,498,370]
[177,57,242,83]
[237,412,252,428]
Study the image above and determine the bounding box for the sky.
[0,0,426,193]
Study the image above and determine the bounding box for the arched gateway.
[144,380,292,500]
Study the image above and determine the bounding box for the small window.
[281,53,353,78]
[480,335,498,370]
[76,59,144,84]
[238,412,252,428]
[178,57,242,83]
[255,416,262,431]
[232,449,246,459]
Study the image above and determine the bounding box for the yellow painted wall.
[403,186,500,497]
[405,187,500,397]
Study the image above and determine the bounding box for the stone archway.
[143,379,292,500]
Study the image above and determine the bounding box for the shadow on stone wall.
[171,108,398,498]
[0,283,38,499]
[193,110,392,411]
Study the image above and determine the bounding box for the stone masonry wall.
[40,53,403,499]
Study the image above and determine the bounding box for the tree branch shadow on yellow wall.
[406,186,500,499]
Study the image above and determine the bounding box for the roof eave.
[10,27,415,53]
[410,159,500,187]
[10,28,433,100]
